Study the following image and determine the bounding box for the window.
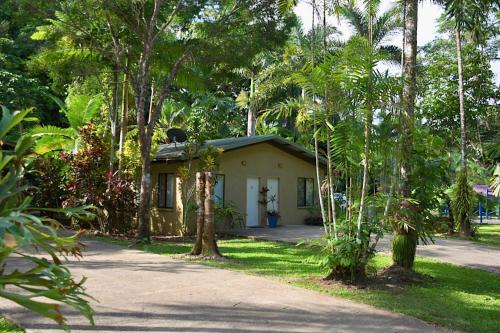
[297,177,314,207]
[158,173,175,208]
[214,174,225,205]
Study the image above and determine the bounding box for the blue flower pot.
[267,215,279,228]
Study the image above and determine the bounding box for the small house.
[150,135,325,235]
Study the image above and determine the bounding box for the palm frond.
[65,94,103,129]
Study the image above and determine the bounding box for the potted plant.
[266,194,280,228]
[259,187,280,228]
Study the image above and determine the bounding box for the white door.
[246,178,259,227]
[267,178,279,213]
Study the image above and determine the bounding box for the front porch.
[229,225,324,244]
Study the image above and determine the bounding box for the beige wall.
[151,162,184,235]
[151,142,321,235]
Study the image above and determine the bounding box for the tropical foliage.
[0,107,94,329]
[0,0,498,295]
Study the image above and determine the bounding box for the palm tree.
[234,54,282,136]
[31,94,103,155]
[392,0,418,270]
[442,0,494,237]
[339,0,401,63]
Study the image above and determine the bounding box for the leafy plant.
[307,219,382,282]
[0,106,94,329]
[449,170,475,237]
[215,201,245,232]
[62,124,137,234]
[30,94,103,155]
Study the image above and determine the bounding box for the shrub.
[62,124,137,234]
[215,201,244,233]
[309,219,382,282]
[25,155,68,219]
[0,107,94,329]
[449,170,475,237]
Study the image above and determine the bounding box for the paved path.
[0,239,445,333]
[234,225,500,274]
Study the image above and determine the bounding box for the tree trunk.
[356,108,372,238]
[247,75,256,136]
[118,68,129,173]
[310,0,327,233]
[456,29,467,175]
[109,68,120,174]
[455,27,472,239]
[202,172,221,257]
[137,151,152,242]
[323,0,337,240]
[191,172,205,255]
[393,0,418,269]
[327,131,337,240]
[356,3,374,239]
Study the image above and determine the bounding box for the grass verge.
[99,237,500,333]
[438,224,500,248]
[0,317,23,333]
[475,224,500,247]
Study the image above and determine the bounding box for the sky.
[294,0,500,82]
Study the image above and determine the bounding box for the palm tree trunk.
[247,75,256,136]
[455,29,472,237]
[456,29,467,174]
[356,107,372,238]
[311,0,328,233]
[327,131,337,239]
[322,0,338,240]
[393,0,418,269]
[356,0,374,239]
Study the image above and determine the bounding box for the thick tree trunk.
[247,109,256,136]
[393,0,418,269]
[191,172,206,255]
[202,172,221,257]
[137,151,152,241]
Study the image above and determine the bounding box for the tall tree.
[339,0,401,62]
[442,0,496,237]
[392,0,418,269]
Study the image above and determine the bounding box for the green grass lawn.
[101,237,500,333]
[0,317,23,333]
[438,224,500,248]
[475,224,500,247]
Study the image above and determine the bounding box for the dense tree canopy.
[0,0,498,307]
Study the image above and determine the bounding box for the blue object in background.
[485,189,489,219]
[268,215,278,228]
[479,198,483,224]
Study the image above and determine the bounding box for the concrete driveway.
[234,225,500,274]
[0,239,445,333]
